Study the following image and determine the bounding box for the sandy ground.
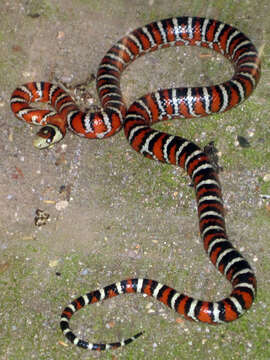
[0,0,270,359]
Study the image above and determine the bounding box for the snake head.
[33,124,64,149]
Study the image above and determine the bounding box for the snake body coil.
[10,17,260,350]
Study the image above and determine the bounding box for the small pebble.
[55,200,69,211]
[146,302,153,309]
[49,259,60,268]
[61,143,68,151]
[22,71,32,77]
[237,135,250,148]
[80,268,89,276]
[263,174,270,182]
[57,31,65,40]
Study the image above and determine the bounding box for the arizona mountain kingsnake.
[10,16,260,350]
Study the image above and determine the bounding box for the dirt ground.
[0,0,270,359]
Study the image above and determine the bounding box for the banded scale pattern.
[124,92,257,326]
[60,92,257,350]
[10,16,260,144]
[10,16,260,351]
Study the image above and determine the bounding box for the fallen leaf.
[0,262,10,273]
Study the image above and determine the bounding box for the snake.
[10,16,260,351]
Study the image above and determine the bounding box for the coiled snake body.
[10,17,260,350]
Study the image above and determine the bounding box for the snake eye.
[33,124,64,149]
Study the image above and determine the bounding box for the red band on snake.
[10,16,260,350]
